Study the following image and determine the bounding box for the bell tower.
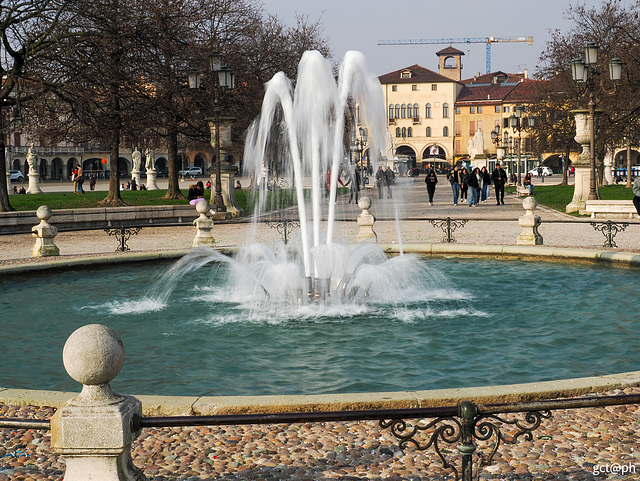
[437,46,464,81]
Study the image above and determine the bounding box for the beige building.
[378,47,465,171]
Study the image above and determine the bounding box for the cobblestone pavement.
[1,178,639,480]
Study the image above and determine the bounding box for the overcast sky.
[260,0,616,78]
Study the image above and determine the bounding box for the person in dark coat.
[424,164,438,205]
[491,163,508,205]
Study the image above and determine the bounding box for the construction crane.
[378,36,534,74]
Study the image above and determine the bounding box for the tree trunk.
[0,139,15,212]
[163,123,184,200]
[626,137,632,189]
[99,122,124,207]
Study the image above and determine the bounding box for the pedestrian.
[467,167,480,206]
[491,163,507,205]
[447,165,462,205]
[480,166,491,202]
[375,166,385,199]
[523,172,534,195]
[384,166,395,198]
[346,168,361,204]
[424,163,437,205]
[460,167,469,201]
[89,174,96,191]
[71,167,79,193]
[633,174,640,219]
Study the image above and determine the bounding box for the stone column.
[192,199,216,247]
[567,110,601,213]
[31,205,60,257]
[131,170,141,188]
[219,161,243,218]
[356,196,377,243]
[27,171,43,194]
[145,170,159,190]
[51,324,146,481]
[517,196,543,245]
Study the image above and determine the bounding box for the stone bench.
[583,200,638,219]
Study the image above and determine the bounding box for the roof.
[455,83,517,105]
[455,72,543,105]
[503,79,543,103]
[462,71,525,86]
[436,46,465,56]
[378,64,459,85]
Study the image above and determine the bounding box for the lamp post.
[355,127,368,191]
[491,125,505,168]
[571,43,622,201]
[509,105,535,186]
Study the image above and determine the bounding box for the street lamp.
[571,43,622,200]
[491,125,505,168]
[509,105,535,186]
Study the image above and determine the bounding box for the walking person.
[384,166,395,199]
[460,167,469,202]
[633,174,640,219]
[375,166,385,199]
[424,163,438,205]
[467,167,480,206]
[480,166,491,202]
[346,168,361,204]
[491,163,507,205]
[447,165,462,205]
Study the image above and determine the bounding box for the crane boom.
[378,36,534,74]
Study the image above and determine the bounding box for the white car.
[178,167,203,177]
[528,167,553,177]
[9,170,25,182]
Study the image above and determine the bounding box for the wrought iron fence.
[104,225,142,251]
[3,393,638,480]
[590,219,629,248]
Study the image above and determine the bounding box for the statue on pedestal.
[26,144,37,174]
[132,148,142,172]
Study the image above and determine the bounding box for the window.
[443,126,449,137]
[407,104,413,119]
[402,127,407,137]
[503,118,509,128]
[456,139,461,153]
[495,105,501,113]
[407,127,413,137]
[389,105,394,120]
[401,104,407,119]
[401,72,411,79]
[455,121,461,136]
[456,107,461,114]
[426,126,432,137]
[395,104,400,119]
[425,103,432,118]
[443,103,449,118]
[503,106,510,113]
[470,120,476,136]
[413,104,419,120]
[396,127,401,137]
[470,106,476,114]
[392,85,397,91]
[431,84,437,91]
[477,106,483,114]
[412,85,418,91]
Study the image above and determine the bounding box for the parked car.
[9,170,25,182]
[528,166,553,177]
[178,167,203,177]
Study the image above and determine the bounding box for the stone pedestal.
[567,110,601,213]
[31,205,60,257]
[192,199,216,247]
[131,170,141,188]
[145,170,159,190]
[27,172,43,194]
[517,196,543,246]
[356,196,377,243]
[219,162,244,218]
[51,324,146,481]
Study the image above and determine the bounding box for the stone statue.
[467,129,485,158]
[26,144,37,174]
[144,148,155,171]
[132,148,142,171]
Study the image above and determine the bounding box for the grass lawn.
[526,184,635,214]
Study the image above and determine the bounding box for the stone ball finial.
[358,196,372,211]
[195,199,210,214]
[36,205,53,221]
[522,196,538,211]
[63,324,125,386]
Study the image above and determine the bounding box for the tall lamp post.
[571,43,622,201]
[355,127,368,191]
[491,125,505,167]
[509,105,535,186]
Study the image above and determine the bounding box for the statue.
[144,148,155,171]
[132,148,142,171]
[466,129,485,158]
[26,144,37,174]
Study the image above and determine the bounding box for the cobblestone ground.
[1,387,639,480]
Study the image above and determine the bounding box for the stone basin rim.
[2,243,639,416]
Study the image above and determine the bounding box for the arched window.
[389,104,394,120]
[396,127,401,137]
[443,103,449,118]
[402,127,407,137]
[443,126,449,137]
[425,103,432,118]
[426,126,432,137]
[395,104,400,119]
[407,127,413,137]
[407,104,413,119]
[413,104,420,120]
[401,104,407,118]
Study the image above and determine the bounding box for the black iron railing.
[104,225,142,251]
[430,217,467,243]
[590,219,629,248]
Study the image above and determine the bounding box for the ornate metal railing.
[590,219,629,248]
[430,216,468,243]
[1,393,639,480]
[104,225,142,251]
[267,218,300,244]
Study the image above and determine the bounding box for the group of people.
[71,164,84,193]
[187,181,205,204]
[375,165,396,199]
[120,179,147,191]
[439,163,508,206]
[11,186,26,194]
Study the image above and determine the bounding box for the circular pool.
[2,255,639,397]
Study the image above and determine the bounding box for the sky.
[259,0,613,78]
